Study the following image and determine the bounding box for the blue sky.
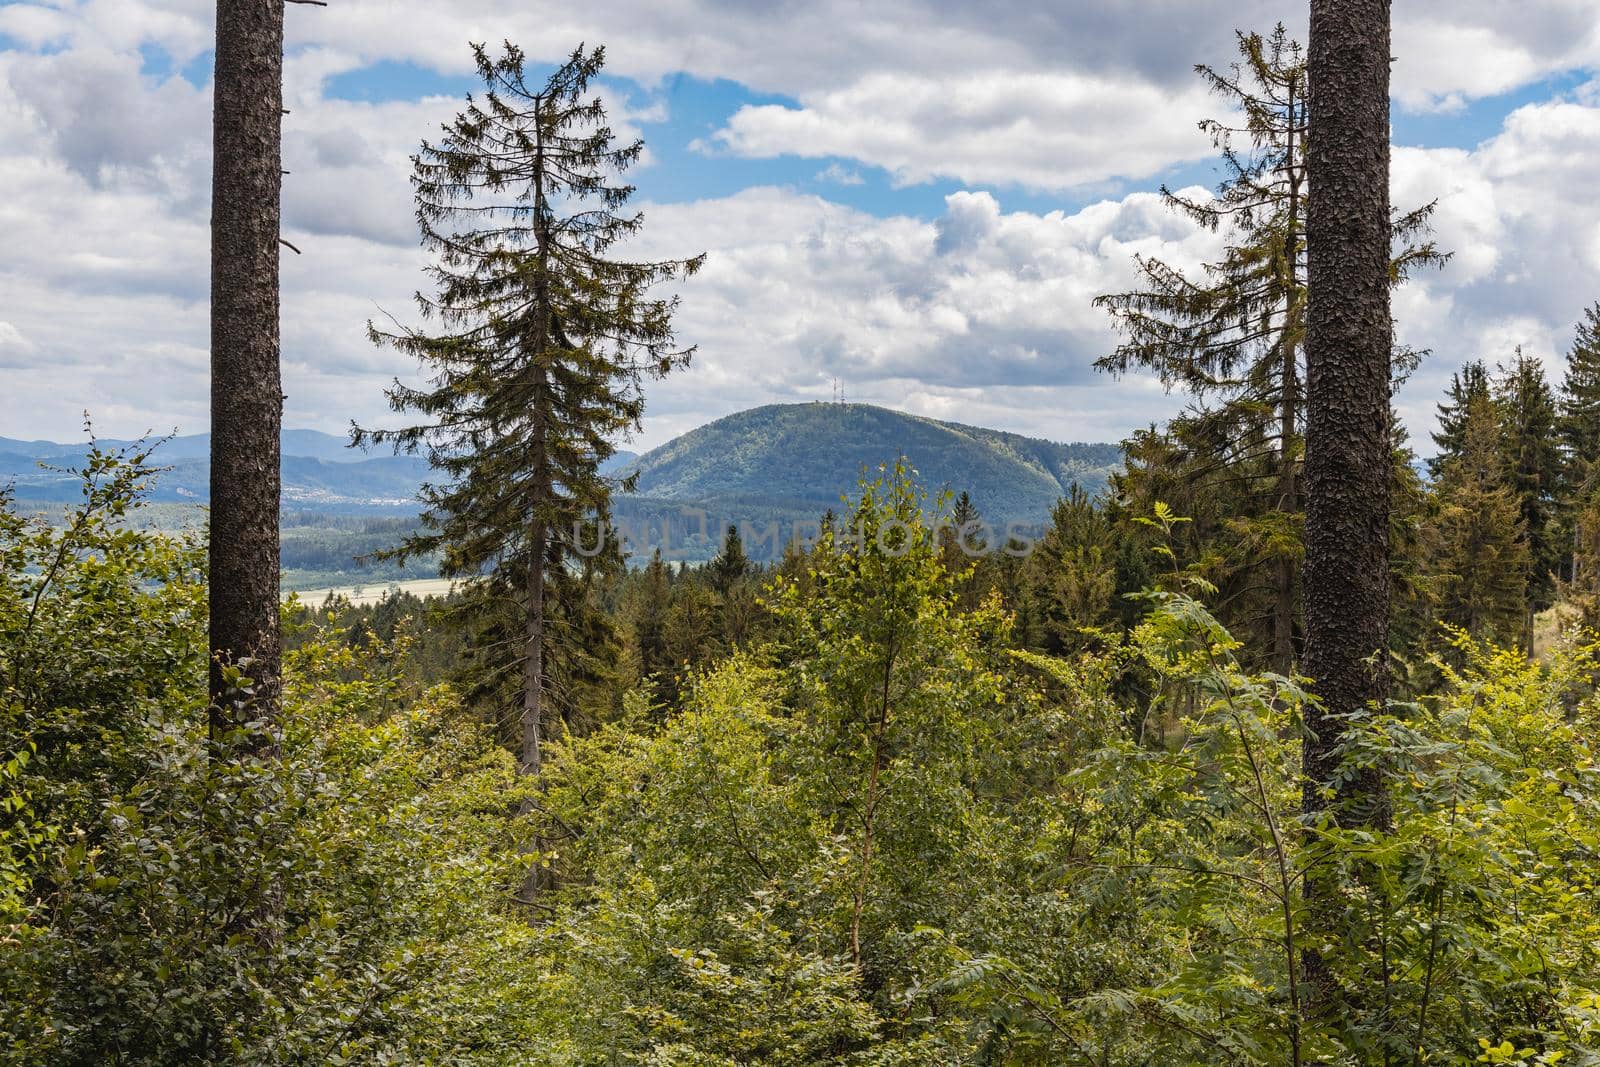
[2,0,1600,452]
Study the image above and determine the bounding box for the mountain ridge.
[620,403,1120,523]
[3,405,1120,527]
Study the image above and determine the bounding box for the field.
[283,576,458,605]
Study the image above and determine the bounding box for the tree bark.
[209,0,284,740]
[522,529,547,779]
[517,112,554,903]
[1274,82,1304,676]
[1302,0,1392,821]
[1302,0,1393,1022]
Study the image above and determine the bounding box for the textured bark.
[521,525,547,780]
[1302,0,1392,820]
[209,0,284,736]
[515,515,549,903]
[516,126,554,902]
[1274,85,1304,676]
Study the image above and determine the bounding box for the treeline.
[308,307,1600,738]
[8,454,1600,1062]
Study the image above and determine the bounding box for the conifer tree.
[1427,360,1489,479]
[1095,26,1308,672]
[356,44,703,794]
[940,491,986,611]
[1494,349,1562,650]
[1559,303,1600,472]
[1558,304,1600,585]
[1027,486,1118,654]
[1425,390,1529,644]
[630,548,673,691]
[708,524,751,597]
[1096,25,1441,673]
[1567,488,1600,630]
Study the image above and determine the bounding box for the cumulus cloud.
[1392,88,1600,440]
[706,70,1223,191]
[1391,2,1600,110]
[4,0,1600,457]
[613,186,1217,445]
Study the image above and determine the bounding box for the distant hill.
[618,403,1120,524]
[0,428,364,464]
[6,408,1121,569]
[0,429,428,511]
[0,430,639,512]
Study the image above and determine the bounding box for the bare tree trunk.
[1303,0,1392,822]
[209,0,284,741]
[1301,0,1394,1024]
[1274,79,1304,677]
[515,516,550,904]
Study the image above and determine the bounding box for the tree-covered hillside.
[621,402,1122,522]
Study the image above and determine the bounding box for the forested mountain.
[2,408,1117,527]
[0,435,432,511]
[0,431,637,511]
[620,402,1122,521]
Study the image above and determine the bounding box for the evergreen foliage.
[1424,389,1531,646]
[1097,25,1443,673]
[1429,359,1490,479]
[1560,302,1600,479]
[353,44,702,776]
[1494,349,1565,643]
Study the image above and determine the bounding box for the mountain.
[1,430,431,511]
[6,407,1120,566]
[0,428,362,464]
[0,431,639,511]
[619,403,1121,523]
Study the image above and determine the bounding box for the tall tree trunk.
[1274,382,1298,674]
[1303,0,1392,821]
[515,513,550,904]
[1301,0,1393,1023]
[522,521,547,780]
[1273,77,1304,676]
[209,0,284,740]
[518,115,554,902]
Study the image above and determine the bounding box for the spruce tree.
[630,548,673,692]
[1560,302,1600,473]
[1558,304,1600,585]
[356,44,703,794]
[1095,26,1307,673]
[708,524,751,597]
[1494,348,1562,649]
[1427,360,1489,479]
[940,491,986,611]
[1426,390,1530,645]
[1027,486,1118,654]
[1096,25,1441,673]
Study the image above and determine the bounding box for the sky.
[2,1,1600,454]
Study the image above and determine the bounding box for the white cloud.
[4,0,1600,458]
[815,163,864,186]
[612,186,1216,445]
[707,70,1223,191]
[1392,89,1600,443]
[1391,2,1600,111]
